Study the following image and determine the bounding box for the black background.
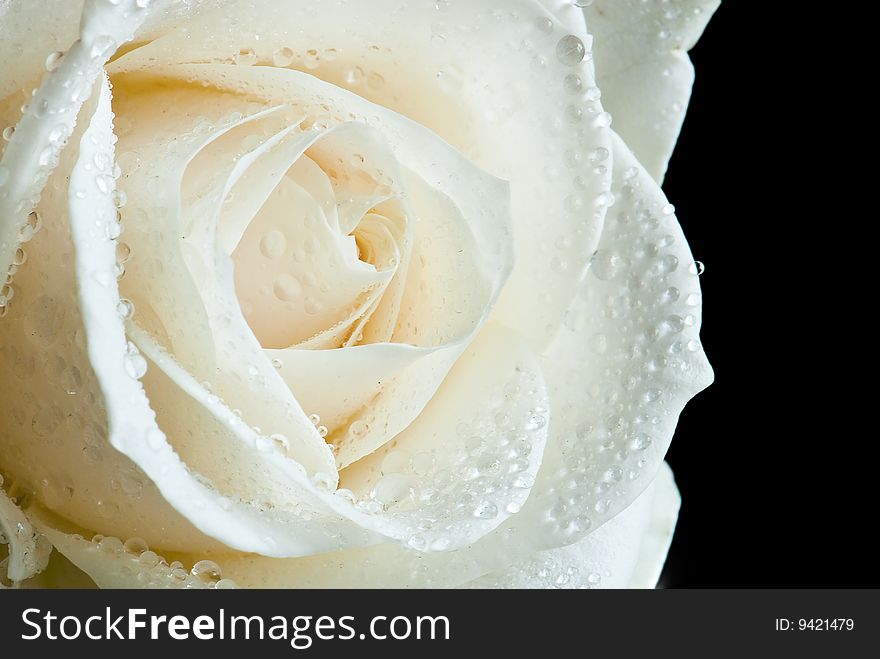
[659,2,866,587]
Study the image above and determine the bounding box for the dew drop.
[273,273,301,301]
[533,16,554,33]
[594,111,613,127]
[629,433,653,451]
[473,501,499,519]
[45,51,64,72]
[273,47,295,67]
[124,537,149,554]
[371,473,414,506]
[191,559,222,582]
[233,48,258,66]
[2,126,14,141]
[589,249,628,280]
[313,472,335,491]
[589,147,609,162]
[116,298,135,319]
[526,412,547,430]
[563,73,583,94]
[556,35,586,65]
[259,230,287,259]
[98,536,123,552]
[304,49,321,70]
[689,261,706,275]
[124,353,147,379]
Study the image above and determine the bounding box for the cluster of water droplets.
[76,532,237,588]
[331,363,548,551]
[519,158,707,549]
[472,552,605,589]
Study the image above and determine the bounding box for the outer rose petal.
[0,0,151,295]
[444,130,714,581]
[110,86,339,480]
[1,80,222,553]
[579,0,721,181]
[465,462,679,588]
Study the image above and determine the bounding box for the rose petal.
[111,83,339,479]
[507,130,712,551]
[464,462,680,588]
[0,0,151,294]
[0,486,51,583]
[110,0,612,349]
[0,78,223,553]
[67,74,353,556]
[580,0,721,181]
[216,124,407,349]
[0,0,83,100]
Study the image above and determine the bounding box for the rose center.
[227,139,406,350]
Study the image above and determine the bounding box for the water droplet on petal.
[689,261,706,275]
[124,537,149,554]
[191,559,222,582]
[273,47,295,67]
[259,230,286,259]
[45,51,64,72]
[556,35,586,65]
[473,501,498,519]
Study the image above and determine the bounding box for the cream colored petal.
[111,82,338,479]
[465,462,680,588]
[0,78,220,554]
[223,124,407,349]
[110,0,611,349]
[0,0,151,296]
[582,0,721,181]
[67,75,350,557]
[0,0,84,99]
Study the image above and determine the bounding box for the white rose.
[0,0,716,589]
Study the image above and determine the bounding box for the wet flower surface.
[0,0,716,589]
